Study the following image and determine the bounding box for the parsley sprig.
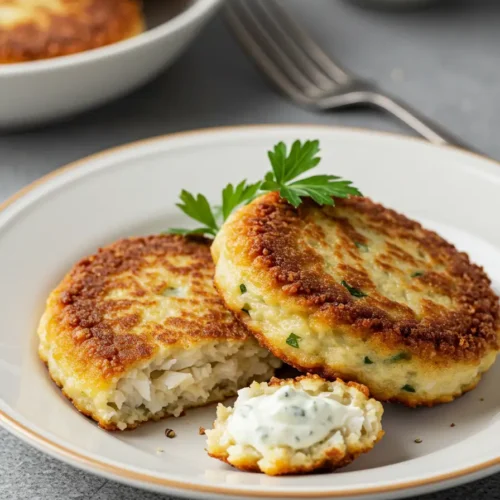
[169,140,362,237]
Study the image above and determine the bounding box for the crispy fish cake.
[206,374,384,475]
[38,235,280,430]
[0,0,144,63]
[212,193,500,406]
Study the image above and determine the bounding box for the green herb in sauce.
[341,280,367,298]
[364,356,374,365]
[286,333,301,348]
[411,271,425,278]
[402,384,416,393]
[240,284,247,294]
[226,386,364,454]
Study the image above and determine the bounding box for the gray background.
[1,0,499,498]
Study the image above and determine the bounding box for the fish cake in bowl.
[212,192,500,406]
[38,235,281,430]
[206,374,384,475]
[0,0,144,63]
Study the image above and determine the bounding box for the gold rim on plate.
[0,124,499,498]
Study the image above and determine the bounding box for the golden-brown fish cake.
[38,235,280,430]
[0,0,144,63]
[212,193,500,406]
[206,374,384,475]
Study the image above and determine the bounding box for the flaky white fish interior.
[38,235,280,430]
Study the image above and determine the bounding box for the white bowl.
[0,0,222,129]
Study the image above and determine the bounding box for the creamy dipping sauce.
[226,386,365,453]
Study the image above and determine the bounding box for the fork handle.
[367,92,481,154]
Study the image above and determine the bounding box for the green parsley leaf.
[282,176,360,208]
[170,139,362,237]
[286,333,301,348]
[402,384,416,393]
[277,184,302,208]
[267,141,287,184]
[240,284,247,294]
[169,181,259,237]
[268,140,321,184]
[263,141,361,208]
[355,241,369,252]
[341,280,367,298]
[364,356,374,365]
[388,352,412,363]
[175,190,219,234]
[222,180,261,221]
[411,271,425,278]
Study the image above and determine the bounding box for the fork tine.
[252,0,337,92]
[225,1,320,103]
[266,0,351,85]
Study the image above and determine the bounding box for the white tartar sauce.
[226,386,364,453]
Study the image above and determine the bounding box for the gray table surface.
[1,1,500,499]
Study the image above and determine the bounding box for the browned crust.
[238,192,499,362]
[208,429,385,476]
[40,356,121,430]
[0,0,144,63]
[266,373,370,398]
[41,234,250,381]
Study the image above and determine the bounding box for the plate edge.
[1,123,499,498]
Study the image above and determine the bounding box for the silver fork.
[225,0,476,152]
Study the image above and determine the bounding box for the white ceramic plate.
[0,125,499,500]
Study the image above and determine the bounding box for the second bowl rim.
[0,0,222,76]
